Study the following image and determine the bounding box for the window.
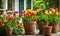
[0,0,5,13]
[8,0,13,11]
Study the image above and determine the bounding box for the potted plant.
[0,11,24,36]
[43,26,52,36]
[3,11,22,36]
[48,8,60,33]
[22,10,37,35]
[36,9,49,34]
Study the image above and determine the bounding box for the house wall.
[3,0,32,13]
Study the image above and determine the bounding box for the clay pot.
[37,22,48,34]
[5,28,13,36]
[49,22,59,33]
[43,26,52,36]
[23,21,36,35]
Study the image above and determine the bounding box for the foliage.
[33,0,58,10]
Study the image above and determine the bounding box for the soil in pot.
[23,22,36,35]
[37,22,48,34]
[43,26,52,36]
[49,22,59,33]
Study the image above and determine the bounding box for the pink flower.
[22,10,26,16]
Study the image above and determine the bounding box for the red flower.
[49,8,53,11]
[22,11,26,16]
[0,12,2,15]
[0,21,2,26]
[9,16,14,20]
[13,11,18,15]
[18,23,23,27]
[6,16,10,20]
[19,14,22,17]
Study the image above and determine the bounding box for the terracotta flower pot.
[37,22,48,34]
[23,21,36,35]
[43,26,52,36]
[5,28,13,36]
[49,22,59,33]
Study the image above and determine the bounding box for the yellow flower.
[2,24,5,27]
[4,20,8,23]
[45,10,49,15]
[28,9,32,12]
[34,11,37,15]
[56,12,59,15]
[37,9,42,13]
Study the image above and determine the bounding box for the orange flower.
[49,11,55,14]
[33,18,38,21]
[18,23,23,27]
[49,8,55,13]
[37,9,42,13]
[4,13,7,17]
[2,24,4,27]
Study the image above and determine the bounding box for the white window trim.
[31,0,33,10]
[0,0,8,13]
[12,0,19,13]
[4,0,8,13]
[24,0,26,10]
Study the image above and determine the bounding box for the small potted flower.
[36,9,49,34]
[3,11,21,36]
[43,26,52,36]
[49,8,60,33]
[22,10,37,35]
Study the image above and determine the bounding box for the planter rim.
[23,21,36,23]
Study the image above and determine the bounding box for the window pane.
[8,0,12,11]
[0,0,4,9]
[0,0,4,13]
